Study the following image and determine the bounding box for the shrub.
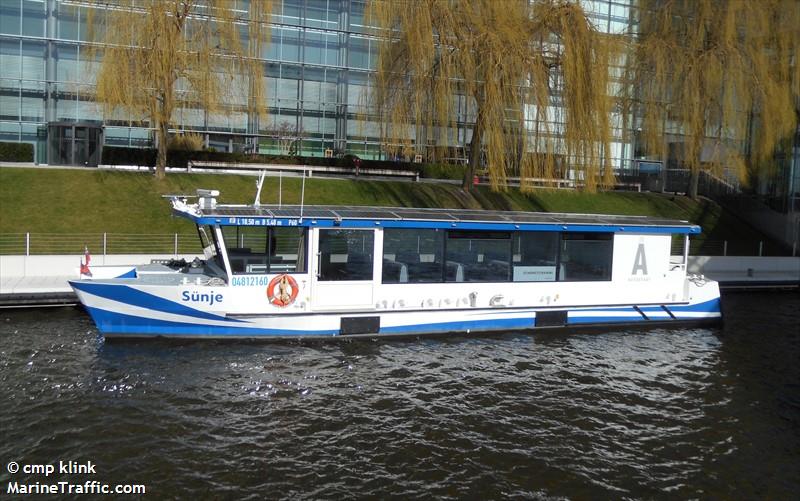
[99,147,467,180]
[0,141,35,162]
[421,163,468,180]
[168,133,204,151]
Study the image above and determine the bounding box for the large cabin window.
[445,231,511,282]
[512,232,559,281]
[271,227,307,273]
[221,226,306,274]
[318,229,374,281]
[558,233,613,281]
[382,228,444,283]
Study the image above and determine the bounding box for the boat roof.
[176,203,701,235]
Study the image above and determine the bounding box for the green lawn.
[0,167,772,251]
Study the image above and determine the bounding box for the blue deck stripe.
[190,215,700,235]
[85,306,334,336]
[573,298,721,315]
[71,282,241,323]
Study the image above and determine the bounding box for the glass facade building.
[0,0,640,164]
[0,0,796,216]
[1,0,385,162]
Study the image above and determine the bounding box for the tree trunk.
[155,120,168,180]
[688,168,699,199]
[463,107,484,191]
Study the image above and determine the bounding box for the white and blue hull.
[70,278,721,340]
[70,196,722,340]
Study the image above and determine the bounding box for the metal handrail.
[1,233,790,257]
[0,233,201,256]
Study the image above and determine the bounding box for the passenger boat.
[69,189,721,339]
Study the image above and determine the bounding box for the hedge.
[101,146,157,167]
[0,141,34,162]
[100,146,471,180]
[421,163,468,180]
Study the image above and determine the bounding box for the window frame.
[221,225,308,275]
[557,232,614,282]
[317,228,375,282]
[511,231,560,282]
[381,228,617,284]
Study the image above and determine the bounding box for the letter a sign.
[632,242,648,275]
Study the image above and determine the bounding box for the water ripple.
[1,293,798,498]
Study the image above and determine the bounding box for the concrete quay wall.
[1,254,797,307]
[1,254,196,296]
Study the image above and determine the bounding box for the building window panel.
[264,32,280,60]
[0,40,20,79]
[0,0,21,35]
[54,92,76,121]
[280,0,302,23]
[21,0,44,38]
[20,83,43,121]
[0,80,20,121]
[347,35,369,69]
[280,27,301,62]
[58,3,79,40]
[55,43,78,83]
[20,40,44,81]
[349,0,366,28]
[129,127,151,148]
[76,86,100,121]
[276,77,299,101]
[0,121,20,141]
[179,107,205,129]
[103,127,129,147]
[319,116,335,136]
[323,32,338,66]
[304,30,325,65]
[305,0,335,29]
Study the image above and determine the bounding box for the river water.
[1,292,798,499]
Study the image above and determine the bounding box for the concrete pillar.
[334,0,350,155]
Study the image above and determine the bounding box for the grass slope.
[0,167,768,248]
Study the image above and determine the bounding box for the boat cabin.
[173,191,700,314]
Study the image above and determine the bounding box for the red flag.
[80,246,92,277]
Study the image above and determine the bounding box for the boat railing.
[0,234,793,257]
[0,233,201,256]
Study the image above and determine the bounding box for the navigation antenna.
[254,170,266,207]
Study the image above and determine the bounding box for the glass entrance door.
[47,123,102,166]
[311,228,377,310]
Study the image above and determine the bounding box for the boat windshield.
[197,225,220,260]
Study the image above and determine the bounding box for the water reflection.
[0,293,798,498]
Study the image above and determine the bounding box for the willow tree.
[631,0,800,199]
[369,0,616,191]
[85,0,272,179]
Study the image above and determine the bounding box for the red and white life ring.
[266,274,299,307]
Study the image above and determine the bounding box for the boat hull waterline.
[70,279,721,339]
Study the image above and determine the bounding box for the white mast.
[254,170,266,207]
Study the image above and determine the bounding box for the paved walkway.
[1,275,73,294]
